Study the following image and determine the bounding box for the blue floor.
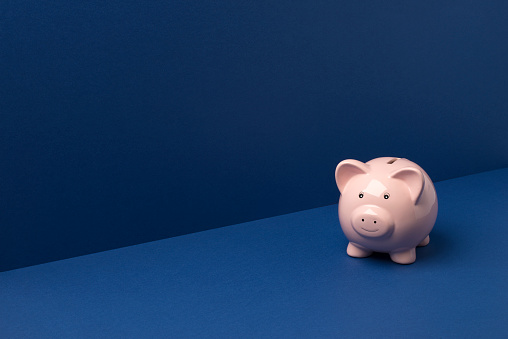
[1,168,507,338]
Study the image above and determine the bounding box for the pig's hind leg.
[347,242,373,258]
[418,235,430,247]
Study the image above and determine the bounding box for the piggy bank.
[335,157,438,264]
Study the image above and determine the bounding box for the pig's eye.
[359,192,364,198]
[384,193,390,199]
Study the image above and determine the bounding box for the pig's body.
[335,157,438,264]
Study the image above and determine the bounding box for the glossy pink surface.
[335,157,438,264]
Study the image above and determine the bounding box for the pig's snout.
[351,205,394,238]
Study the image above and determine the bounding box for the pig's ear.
[335,159,369,193]
[389,167,425,204]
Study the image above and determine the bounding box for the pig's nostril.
[374,221,377,224]
[362,219,364,222]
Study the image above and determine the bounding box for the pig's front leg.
[389,248,416,264]
[347,242,373,258]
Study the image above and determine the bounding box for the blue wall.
[1,0,507,271]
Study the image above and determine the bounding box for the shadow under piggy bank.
[361,224,453,266]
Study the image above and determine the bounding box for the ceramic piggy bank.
[335,157,438,264]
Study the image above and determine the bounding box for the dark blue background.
[1,0,507,271]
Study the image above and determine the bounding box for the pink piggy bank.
[335,157,438,264]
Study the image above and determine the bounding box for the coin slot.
[387,158,400,164]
